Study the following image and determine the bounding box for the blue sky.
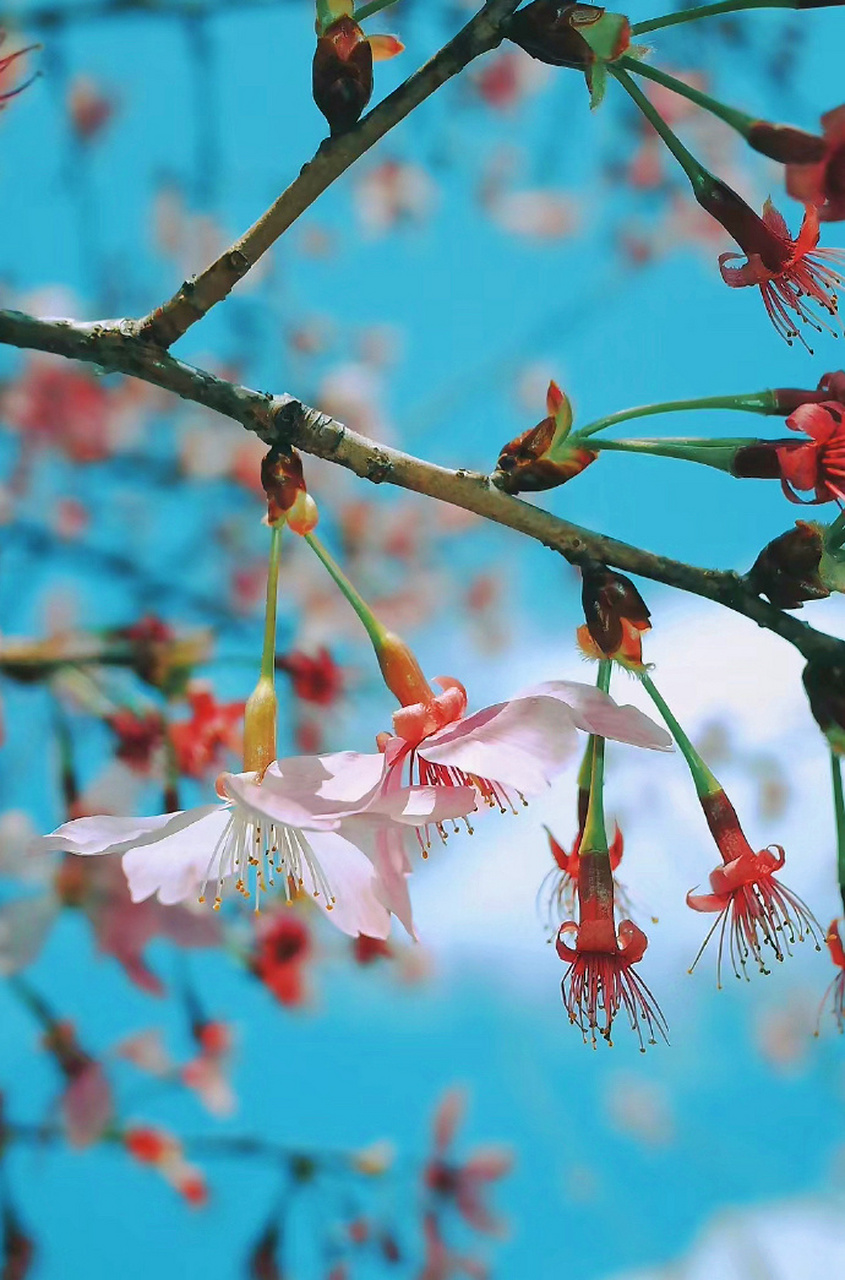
[2,0,845,1275]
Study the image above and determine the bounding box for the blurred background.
[0,0,845,1274]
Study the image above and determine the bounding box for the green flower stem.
[260,524,283,683]
[617,56,757,138]
[580,661,612,853]
[573,391,780,442]
[353,0,399,20]
[305,532,387,651]
[632,0,791,37]
[610,66,714,195]
[577,735,595,793]
[588,436,752,473]
[639,671,722,799]
[832,752,845,908]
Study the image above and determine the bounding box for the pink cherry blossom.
[35,751,476,940]
[378,675,672,814]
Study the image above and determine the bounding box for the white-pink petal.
[121,806,233,905]
[420,695,581,794]
[520,680,672,751]
[305,829,393,938]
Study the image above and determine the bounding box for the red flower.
[251,914,312,1007]
[787,104,845,223]
[276,648,344,706]
[687,790,820,984]
[777,401,845,504]
[556,917,667,1050]
[820,919,845,1031]
[169,684,244,779]
[107,710,165,772]
[718,200,845,348]
[423,1091,512,1237]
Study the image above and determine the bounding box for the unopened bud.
[494,380,596,493]
[747,520,828,609]
[507,1,629,68]
[261,447,318,532]
[580,564,650,666]
[819,371,845,405]
[803,659,845,753]
[242,676,277,775]
[313,16,373,135]
[771,387,831,415]
[746,121,827,165]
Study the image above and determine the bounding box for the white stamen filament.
[198,802,335,912]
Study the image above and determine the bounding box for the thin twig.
[132,0,521,347]
[0,307,842,664]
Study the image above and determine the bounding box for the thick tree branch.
[133,0,521,348]
[1,306,843,664]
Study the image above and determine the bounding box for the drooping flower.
[557,917,667,1050]
[687,789,821,984]
[718,199,845,348]
[378,670,671,817]
[820,919,845,1031]
[786,104,845,223]
[777,401,845,504]
[541,821,624,922]
[35,751,475,939]
[423,1090,512,1237]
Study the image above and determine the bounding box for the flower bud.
[494,379,596,493]
[746,121,827,165]
[819,371,845,404]
[261,447,319,532]
[507,1,629,68]
[803,659,845,753]
[579,564,650,666]
[313,15,374,135]
[747,520,829,609]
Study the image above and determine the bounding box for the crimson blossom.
[787,103,845,223]
[718,199,845,347]
[687,790,821,984]
[777,401,845,504]
[556,916,667,1050]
